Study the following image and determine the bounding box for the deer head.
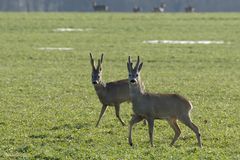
[127,56,143,85]
[90,53,104,85]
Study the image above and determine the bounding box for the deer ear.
[138,62,143,72]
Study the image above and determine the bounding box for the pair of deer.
[90,53,202,147]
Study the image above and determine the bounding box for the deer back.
[94,79,130,106]
[131,92,192,119]
[127,56,192,119]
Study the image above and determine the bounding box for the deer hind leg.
[167,117,181,146]
[96,105,107,127]
[114,104,125,126]
[147,118,155,147]
[179,115,202,148]
[128,115,143,146]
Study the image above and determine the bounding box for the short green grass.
[0,12,240,159]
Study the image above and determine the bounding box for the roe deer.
[127,56,202,147]
[90,53,130,127]
[92,1,109,12]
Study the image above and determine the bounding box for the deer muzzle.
[130,79,136,83]
[92,81,98,84]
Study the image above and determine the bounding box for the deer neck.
[129,80,145,100]
[94,80,106,99]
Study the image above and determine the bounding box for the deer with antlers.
[127,56,202,147]
[89,53,131,127]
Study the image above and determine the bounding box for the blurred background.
[0,0,240,12]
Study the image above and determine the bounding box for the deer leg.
[114,104,125,126]
[191,122,202,148]
[128,115,143,146]
[96,105,107,127]
[179,115,202,148]
[167,118,181,146]
[147,118,154,147]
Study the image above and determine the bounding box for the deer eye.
[136,74,139,77]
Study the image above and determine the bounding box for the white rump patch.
[53,28,92,32]
[38,47,74,51]
[143,40,226,45]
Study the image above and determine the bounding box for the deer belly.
[153,108,176,119]
[132,105,155,118]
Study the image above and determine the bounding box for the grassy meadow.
[0,12,240,159]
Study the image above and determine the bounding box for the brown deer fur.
[127,56,202,147]
[90,53,130,127]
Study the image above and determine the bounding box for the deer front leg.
[114,104,125,126]
[96,105,107,127]
[147,118,154,147]
[128,115,143,146]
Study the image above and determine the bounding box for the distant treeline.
[0,0,240,12]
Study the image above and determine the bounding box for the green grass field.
[0,12,240,159]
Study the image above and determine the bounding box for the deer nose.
[92,81,98,84]
[130,79,136,83]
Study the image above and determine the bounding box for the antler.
[97,54,104,71]
[97,59,101,71]
[128,56,131,64]
[100,53,104,64]
[134,56,140,70]
[89,53,95,70]
[127,56,133,72]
